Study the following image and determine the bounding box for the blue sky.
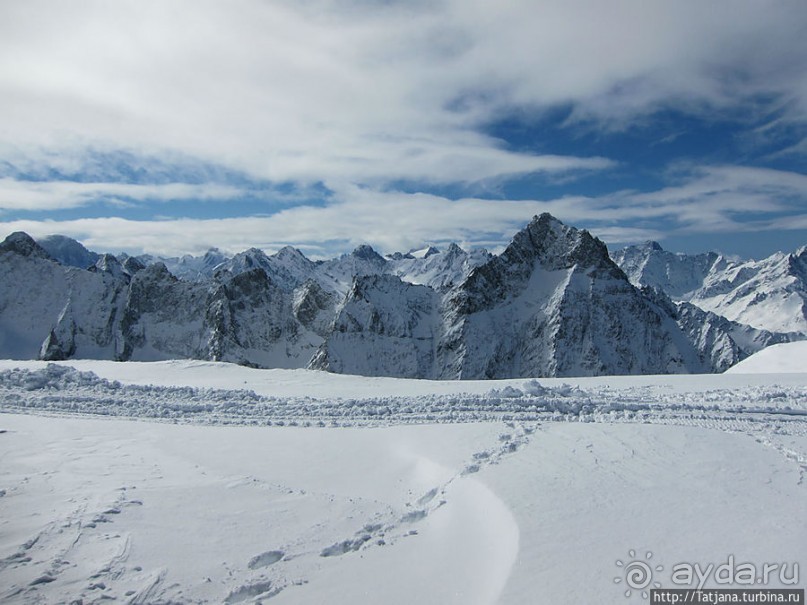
[1,0,806,260]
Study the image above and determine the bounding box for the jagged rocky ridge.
[613,241,807,336]
[0,215,801,378]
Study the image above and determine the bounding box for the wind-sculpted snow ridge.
[2,364,806,426]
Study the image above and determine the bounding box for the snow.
[726,341,807,374]
[5,218,798,377]
[614,241,807,336]
[1,358,806,603]
[37,234,100,269]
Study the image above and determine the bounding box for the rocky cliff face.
[117,263,211,361]
[310,215,741,378]
[614,241,807,336]
[310,274,439,378]
[1,216,800,377]
[612,241,720,299]
[435,215,707,378]
[206,268,321,368]
[38,234,100,269]
[0,233,127,361]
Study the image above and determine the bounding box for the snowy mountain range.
[0,214,802,378]
[612,241,807,335]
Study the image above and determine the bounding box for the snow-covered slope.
[614,242,807,335]
[313,215,721,379]
[1,218,794,378]
[163,247,229,281]
[215,246,319,292]
[725,340,807,374]
[119,264,323,367]
[612,241,720,298]
[692,247,807,334]
[0,237,323,367]
[388,243,491,291]
[214,243,489,297]
[37,234,100,269]
[310,274,440,378]
[0,233,128,360]
[640,287,794,372]
[1,359,805,603]
[438,215,708,378]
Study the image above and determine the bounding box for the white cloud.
[1,0,804,190]
[2,165,804,258]
[0,179,247,212]
[0,193,561,258]
[591,166,807,231]
[0,0,614,187]
[0,1,804,258]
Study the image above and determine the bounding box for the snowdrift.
[726,341,807,374]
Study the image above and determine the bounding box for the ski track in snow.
[1,362,806,603]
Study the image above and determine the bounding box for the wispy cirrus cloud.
[0,1,805,259]
[2,0,805,188]
[1,165,804,258]
[588,166,807,232]
[0,179,248,212]
[0,0,618,188]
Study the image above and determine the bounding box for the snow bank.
[1,362,806,426]
[726,341,807,374]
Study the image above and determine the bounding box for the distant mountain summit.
[1,215,801,378]
[434,214,710,378]
[613,241,807,335]
[612,241,720,298]
[38,234,100,269]
[0,232,53,260]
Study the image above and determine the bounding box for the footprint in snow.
[416,488,439,506]
[225,580,280,603]
[247,550,284,570]
[399,509,428,524]
[320,535,371,557]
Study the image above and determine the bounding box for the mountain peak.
[231,247,269,269]
[351,244,384,263]
[92,253,124,276]
[0,231,53,260]
[454,215,621,317]
[275,246,310,262]
[408,245,440,259]
[243,247,267,257]
[38,234,100,268]
[122,256,146,275]
[386,251,414,260]
[506,214,613,271]
[2,216,797,377]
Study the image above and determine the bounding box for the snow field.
[1,345,806,603]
